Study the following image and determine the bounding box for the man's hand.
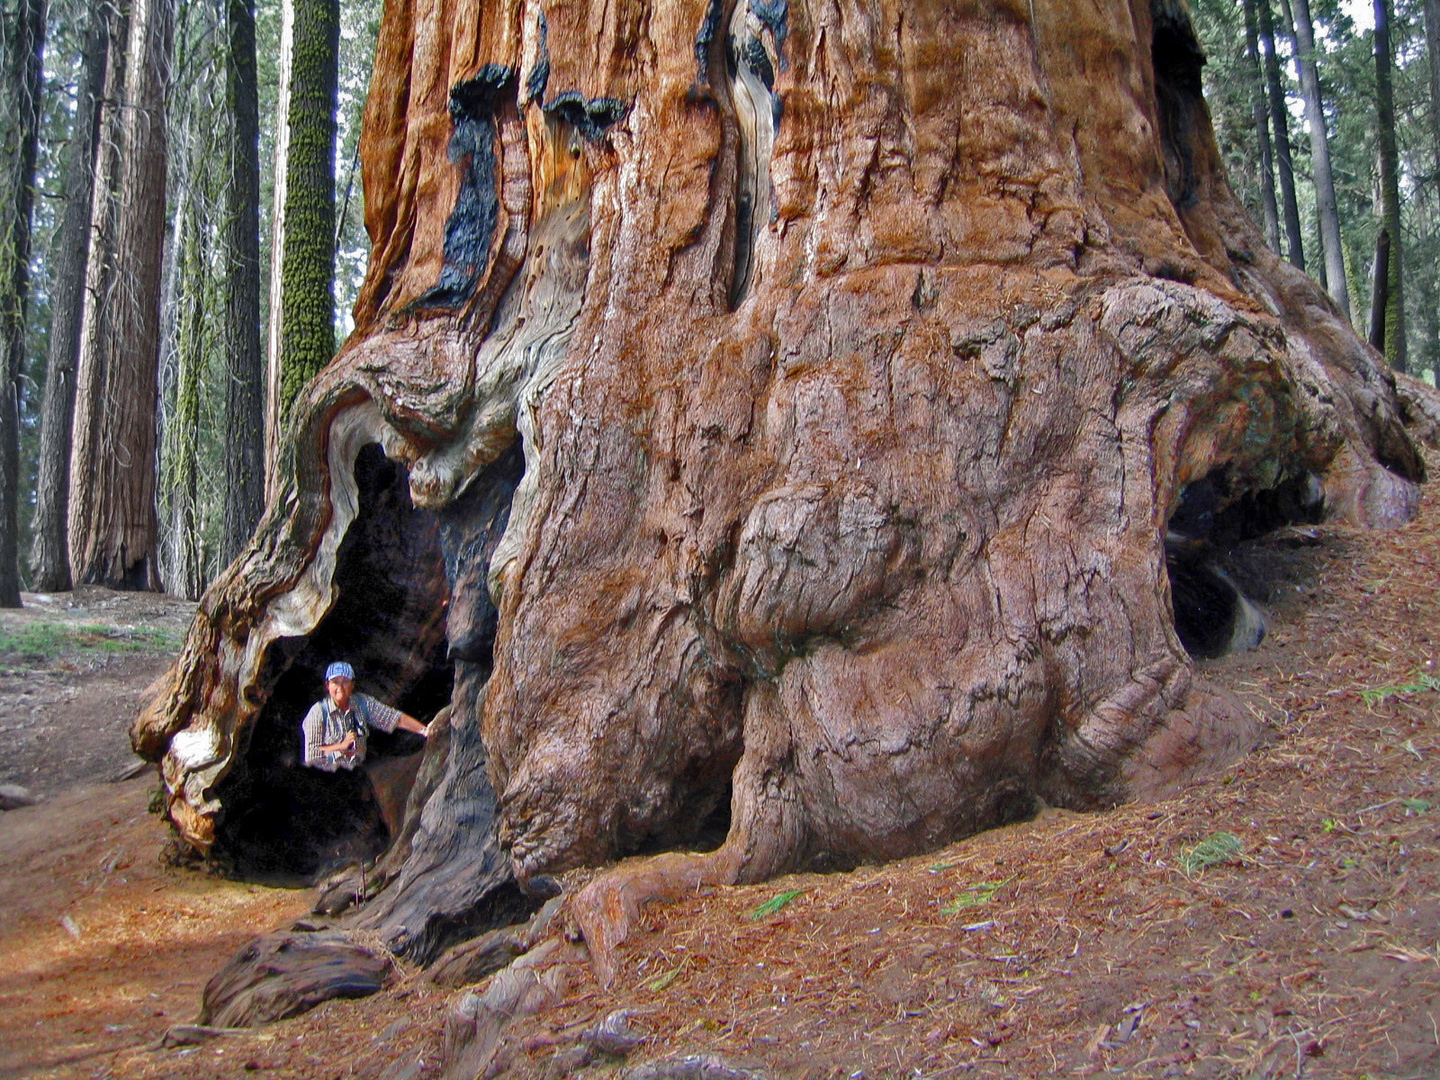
[397,713,430,738]
[321,731,360,760]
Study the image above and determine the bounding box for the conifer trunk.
[264,0,338,495]
[1281,0,1350,318]
[137,0,1425,966]
[1242,0,1282,255]
[1257,0,1306,270]
[221,0,265,565]
[263,0,292,498]
[68,0,130,588]
[0,0,46,606]
[69,0,175,590]
[28,5,110,593]
[1373,0,1408,373]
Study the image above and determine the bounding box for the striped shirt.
[300,693,404,772]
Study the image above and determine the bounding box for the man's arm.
[358,694,429,738]
[396,713,429,736]
[320,731,360,754]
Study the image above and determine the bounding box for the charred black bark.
[1152,1,1206,210]
[348,443,532,963]
[725,0,784,308]
[417,65,517,312]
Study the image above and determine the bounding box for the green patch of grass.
[0,620,182,660]
[1401,797,1432,815]
[1181,832,1243,875]
[748,889,805,920]
[941,876,1015,915]
[1360,673,1440,707]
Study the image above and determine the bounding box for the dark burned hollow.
[203,430,741,910]
[1165,471,1325,660]
[212,445,460,882]
[1150,0,1206,211]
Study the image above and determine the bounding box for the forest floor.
[1,462,1438,1080]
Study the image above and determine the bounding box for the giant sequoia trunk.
[137,0,1423,967]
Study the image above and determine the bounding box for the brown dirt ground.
[1,461,1438,1080]
[0,587,195,796]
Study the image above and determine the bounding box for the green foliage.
[1191,0,1260,216]
[7,0,381,595]
[0,619,183,658]
[748,889,805,920]
[1359,672,1440,706]
[1192,0,1440,377]
[940,876,1015,915]
[1181,831,1243,874]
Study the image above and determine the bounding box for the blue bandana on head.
[325,661,355,683]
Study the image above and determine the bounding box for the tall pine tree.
[29,3,110,592]
[221,0,263,564]
[0,0,46,605]
[68,0,174,588]
[264,0,337,488]
[1372,0,1407,372]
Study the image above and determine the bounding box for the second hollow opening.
[1165,470,1325,660]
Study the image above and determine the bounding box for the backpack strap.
[352,694,371,739]
[323,695,370,740]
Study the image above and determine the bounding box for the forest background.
[0,0,1438,605]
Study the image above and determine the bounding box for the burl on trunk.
[136,0,1421,965]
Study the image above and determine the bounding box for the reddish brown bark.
[69,0,173,590]
[28,5,111,594]
[136,0,1422,967]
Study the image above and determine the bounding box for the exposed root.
[571,848,744,988]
